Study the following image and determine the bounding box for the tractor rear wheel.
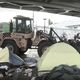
[1,40,19,54]
[38,41,52,57]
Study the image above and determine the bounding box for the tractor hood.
[37,42,80,71]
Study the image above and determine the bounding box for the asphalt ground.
[24,49,39,60]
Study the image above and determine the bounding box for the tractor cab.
[13,15,33,33]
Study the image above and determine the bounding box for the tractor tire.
[1,40,19,54]
[38,41,52,57]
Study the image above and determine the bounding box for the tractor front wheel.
[38,41,52,57]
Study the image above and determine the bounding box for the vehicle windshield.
[16,19,32,33]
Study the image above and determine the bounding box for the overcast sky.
[0,8,80,28]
